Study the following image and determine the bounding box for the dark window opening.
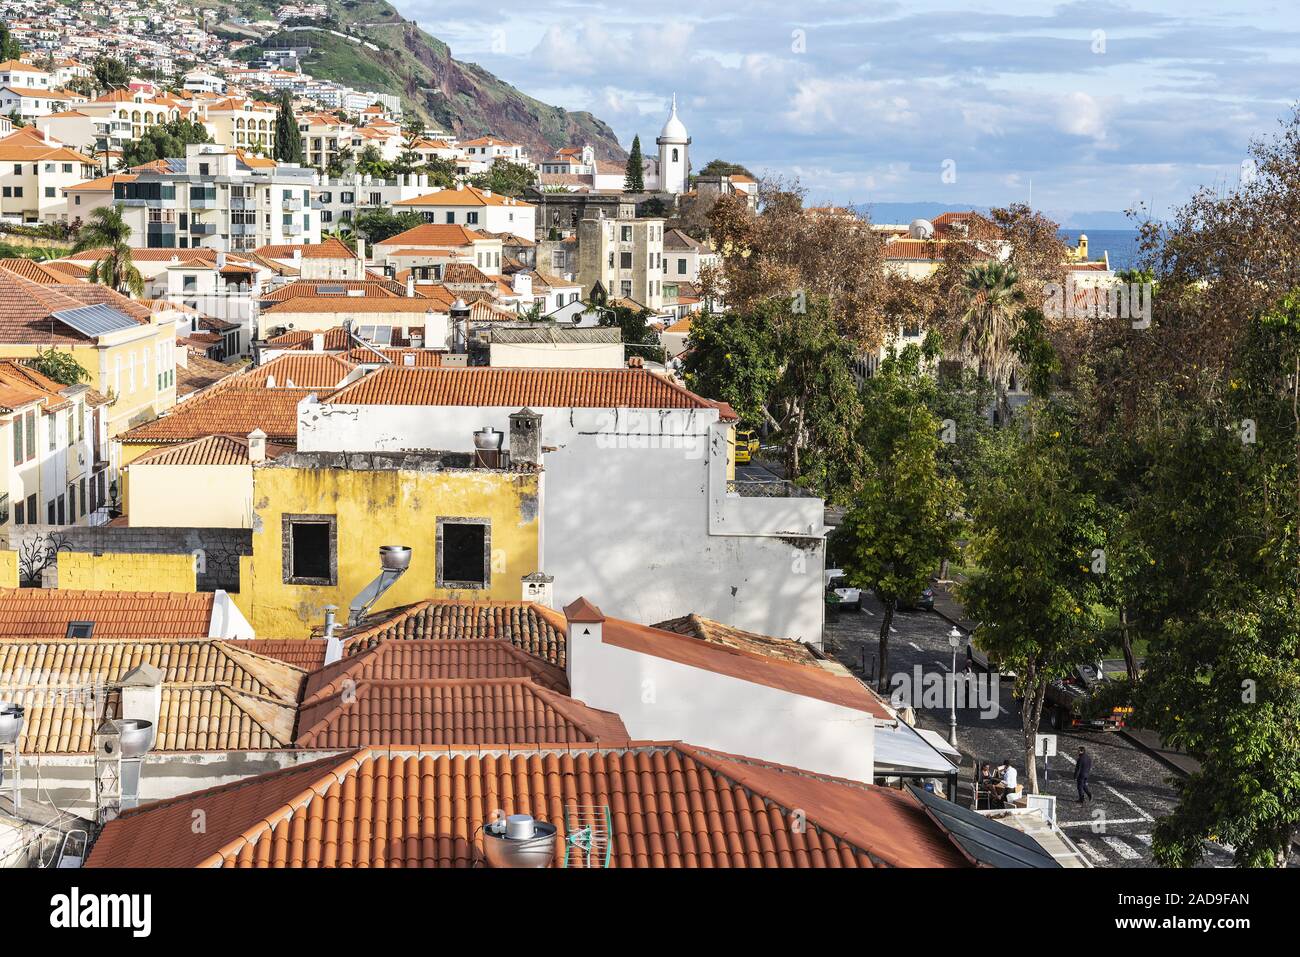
[438,519,489,588]
[283,514,337,585]
[66,621,94,639]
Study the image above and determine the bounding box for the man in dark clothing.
[1075,746,1094,803]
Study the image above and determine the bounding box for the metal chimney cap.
[379,545,412,572]
[482,816,557,868]
[474,426,504,450]
[114,718,156,757]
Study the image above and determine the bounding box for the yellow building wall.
[0,550,18,587]
[58,552,197,592]
[0,326,177,438]
[247,465,541,637]
[118,442,165,466]
[126,463,254,528]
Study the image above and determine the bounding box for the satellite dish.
[908,219,934,240]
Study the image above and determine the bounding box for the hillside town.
[0,3,1293,927]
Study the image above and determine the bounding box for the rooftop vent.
[337,546,413,646]
[482,814,557,868]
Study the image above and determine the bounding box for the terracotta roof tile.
[0,590,215,638]
[130,433,293,466]
[254,239,359,261]
[340,600,567,665]
[323,367,733,416]
[294,677,627,748]
[239,353,357,389]
[231,639,328,670]
[119,388,315,445]
[374,223,489,249]
[85,743,973,868]
[652,613,822,665]
[304,638,568,700]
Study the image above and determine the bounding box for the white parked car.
[824,568,861,612]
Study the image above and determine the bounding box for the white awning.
[873,720,960,776]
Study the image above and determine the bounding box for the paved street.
[824,593,1292,868]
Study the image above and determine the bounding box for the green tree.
[72,205,143,296]
[0,22,23,60]
[683,295,863,499]
[91,56,129,92]
[596,301,664,363]
[624,135,645,192]
[273,91,303,165]
[681,308,782,426]
[29,348,90,385]
[355,144,391,179]
[119,118,211,168]
[956,260,1026,405]
[1130,298,1300,867]
[353,208,425,244]
[469,160,537,198]
[958,402,1107,795]
[422,155,458,189]
[837,345,964,691]
[697,158,754,179]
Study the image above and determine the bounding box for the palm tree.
[72,204,143,297]
[956,260,1025,391]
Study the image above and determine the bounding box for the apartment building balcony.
[230,197,255,210]
[282,197,304,211]
[189,197,218,209]
[230,223,257,236]
[190,222,217,236]
[283,223,302,236]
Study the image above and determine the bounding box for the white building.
[392,184,536,238]
[644,95,691,195]
[112,143,321,252]
[297,367,828,644]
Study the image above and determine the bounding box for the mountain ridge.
[223,0,626,162]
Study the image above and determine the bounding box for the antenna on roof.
[562,805,613,868]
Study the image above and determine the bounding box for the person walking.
[1075,746,1094,803]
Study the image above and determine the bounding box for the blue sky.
[395,1,1299,220]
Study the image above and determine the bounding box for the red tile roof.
[0,590,214,638]
[294,677,628,748]
[324,367,735,417]
[260,279,406,301]
[570,598,890,718]
[119,388,315,445]
[0,271,149,344]
[231,639,328,670]
[85,743,972,868]
[305,638,567,698]
[261,296,450,315]
[341,600,566,665]
[254,238,359,260]
[374,223,489,249]
[239,353,356,389]
[130,433,293,466]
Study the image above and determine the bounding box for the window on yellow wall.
[437,517,491,589]
[283,513,336,585]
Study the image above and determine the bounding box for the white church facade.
[640,94,691,195]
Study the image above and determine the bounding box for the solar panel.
[356,324,393,345]
[316,285,346,295]
[52,304,140,338]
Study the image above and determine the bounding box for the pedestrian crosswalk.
[1070,830,1237,867]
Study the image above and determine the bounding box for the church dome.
[658,95,689,142]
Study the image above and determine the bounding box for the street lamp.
[947,626,963,748]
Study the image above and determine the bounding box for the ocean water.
[1058,228,1143,272]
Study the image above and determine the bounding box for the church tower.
[655,94,691,195]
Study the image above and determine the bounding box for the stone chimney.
[247,428,267,463]
[406,275,415,297]
[292,248,302,263]
[119,662,163,730]
[509,408,542,467]
[563,597,604,689]
[356,237,366,263]
[512,272,533,298]
[312,331,324,351]
[521,572,554,608]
